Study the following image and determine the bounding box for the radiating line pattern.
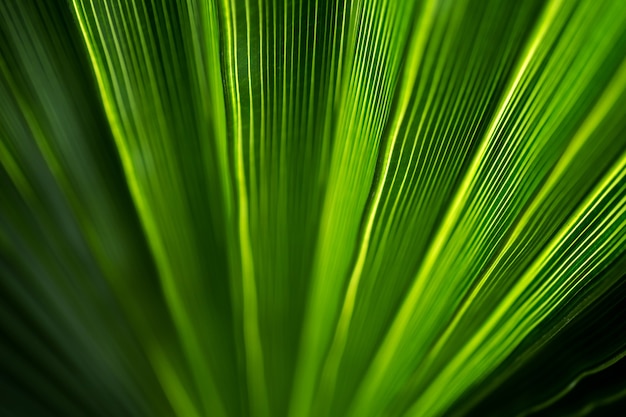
[1,0,626,416]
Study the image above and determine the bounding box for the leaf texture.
[1,0,626,416]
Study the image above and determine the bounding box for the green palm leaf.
[1,0,625,416]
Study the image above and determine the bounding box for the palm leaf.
[1,0,625,416]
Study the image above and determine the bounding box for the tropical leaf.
[1,0,625,416]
